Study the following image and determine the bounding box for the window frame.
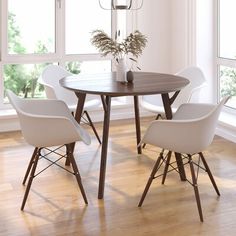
[0,0,117,110]
[216,0,236,112]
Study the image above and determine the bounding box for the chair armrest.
[188,82,207,102]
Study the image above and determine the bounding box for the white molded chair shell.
[6,90,91,148]
[140,66,207,115]
[39,65,101,111]
[173,66,207,107]
[141,96,230,155]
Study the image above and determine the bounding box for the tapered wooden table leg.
[98,96,111,199]
[175,152,186,181]
[161,93,173,120]
[134,96,142,154]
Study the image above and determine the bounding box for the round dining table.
[60,71,189,199]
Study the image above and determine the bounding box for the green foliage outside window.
[220,66,236,97]
[4,13,48,99]
[4,12,80,100]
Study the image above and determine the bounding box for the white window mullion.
[0,1,8,109]
[1,0,8,61]
[56,0,65,66]
[217,57,236,68]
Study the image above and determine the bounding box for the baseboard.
[216,121,236,143]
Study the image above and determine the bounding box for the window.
[0,0,112,109]
[217,0,236,108]
[8,0,55,54]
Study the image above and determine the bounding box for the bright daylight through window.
[0,0,111,107]
[218,0,236,109]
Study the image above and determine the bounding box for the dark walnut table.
[60,71,189,199]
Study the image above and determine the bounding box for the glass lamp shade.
[99,0,143,10]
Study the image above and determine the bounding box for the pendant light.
[99,0,143,10]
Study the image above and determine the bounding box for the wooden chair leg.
[67,145,88,204]
[161,151,172,184]
[138,153,163,207]
[199,152,220,196]
[22,147,38,185]
[21,148,40,211]
[188,155,204,222]
[84,110,102,145]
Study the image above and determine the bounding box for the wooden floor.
[1,117,236,236]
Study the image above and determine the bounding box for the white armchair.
[7,90,91,210]
[140,66,207,148]
[138,96,230,222]
[39,64,101,144]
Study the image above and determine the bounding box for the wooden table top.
[60,71,189,96]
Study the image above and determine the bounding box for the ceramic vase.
[116,58,127,82]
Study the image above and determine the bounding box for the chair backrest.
[7,89,31,114]
[171,96,230,154]
[172,66,206,108]
[6,90,42,146]
[196,96,230,152]
[39,65,78,107]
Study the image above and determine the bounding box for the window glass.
[8,0,55,54]
[219,0,236,59]
[66,0,111,54]
[219,65,236,108]
[3,63,50,102]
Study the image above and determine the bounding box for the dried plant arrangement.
[91,29,147,68]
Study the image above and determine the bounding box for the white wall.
[170,0,215,103]
[136,0,171,73]
[136,0,215,103]
[196,0,215,103]
[136,0,197,74]
[170,0,190,73]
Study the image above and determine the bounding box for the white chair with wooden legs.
[138,96,230,222]
[6,90,91,211]
[140,66,207,148]
[39,64,102,145]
